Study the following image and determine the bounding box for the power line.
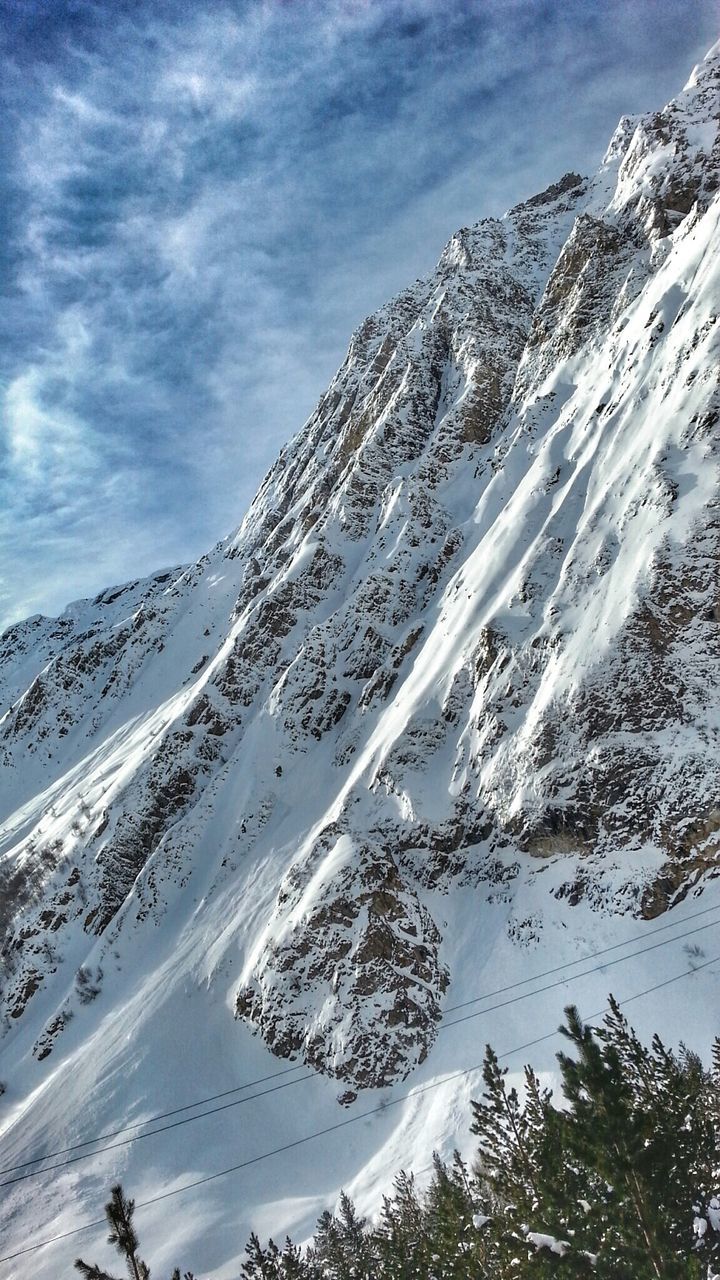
[0,908,717,1188]
[0,1063,304,1175]
[442,899,720,1013]
[438,915,720,1030]
[1,898,716,1180]
[0,1069,317,1190]
[0,952,715,1268]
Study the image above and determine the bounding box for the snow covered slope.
[0,42,718,1279]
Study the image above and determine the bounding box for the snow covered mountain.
[0,42,718,1279]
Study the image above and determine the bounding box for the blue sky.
[0,0,716,628]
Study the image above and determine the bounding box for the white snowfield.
[0,42,718,1279]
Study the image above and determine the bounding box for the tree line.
[75,998,720,1279]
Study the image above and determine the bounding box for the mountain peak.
[684,37,720,90]
[509,170,586,212]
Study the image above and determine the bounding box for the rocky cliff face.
[0,44,718,1093]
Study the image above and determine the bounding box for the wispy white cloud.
[0,0,715,628]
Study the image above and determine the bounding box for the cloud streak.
[0,0,716,627]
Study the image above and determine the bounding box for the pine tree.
[76,1185,148,1280]
[693,1038,720,1272]
[556,1002,706,1279]
[75,1264,120,1280]
[241,1233,283,1279]
[375,1170,426,1280]
[75,1183,192,1280]
[310,1192,377,1280]
[471,1047,545,1210]
[601,998,715,1269]
[241,1232,314,1280]
[470,1047,562,1271]
[423,1152,493,1279]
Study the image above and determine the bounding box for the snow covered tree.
[310,1192,376,1280]
[471,1047,547,1210]
[467,1002,719,1277]
[421,1152,493,1279]
[375,1170,427,1279]
[556,1001,708,1278]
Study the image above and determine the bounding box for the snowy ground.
[0,865,718,1278]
